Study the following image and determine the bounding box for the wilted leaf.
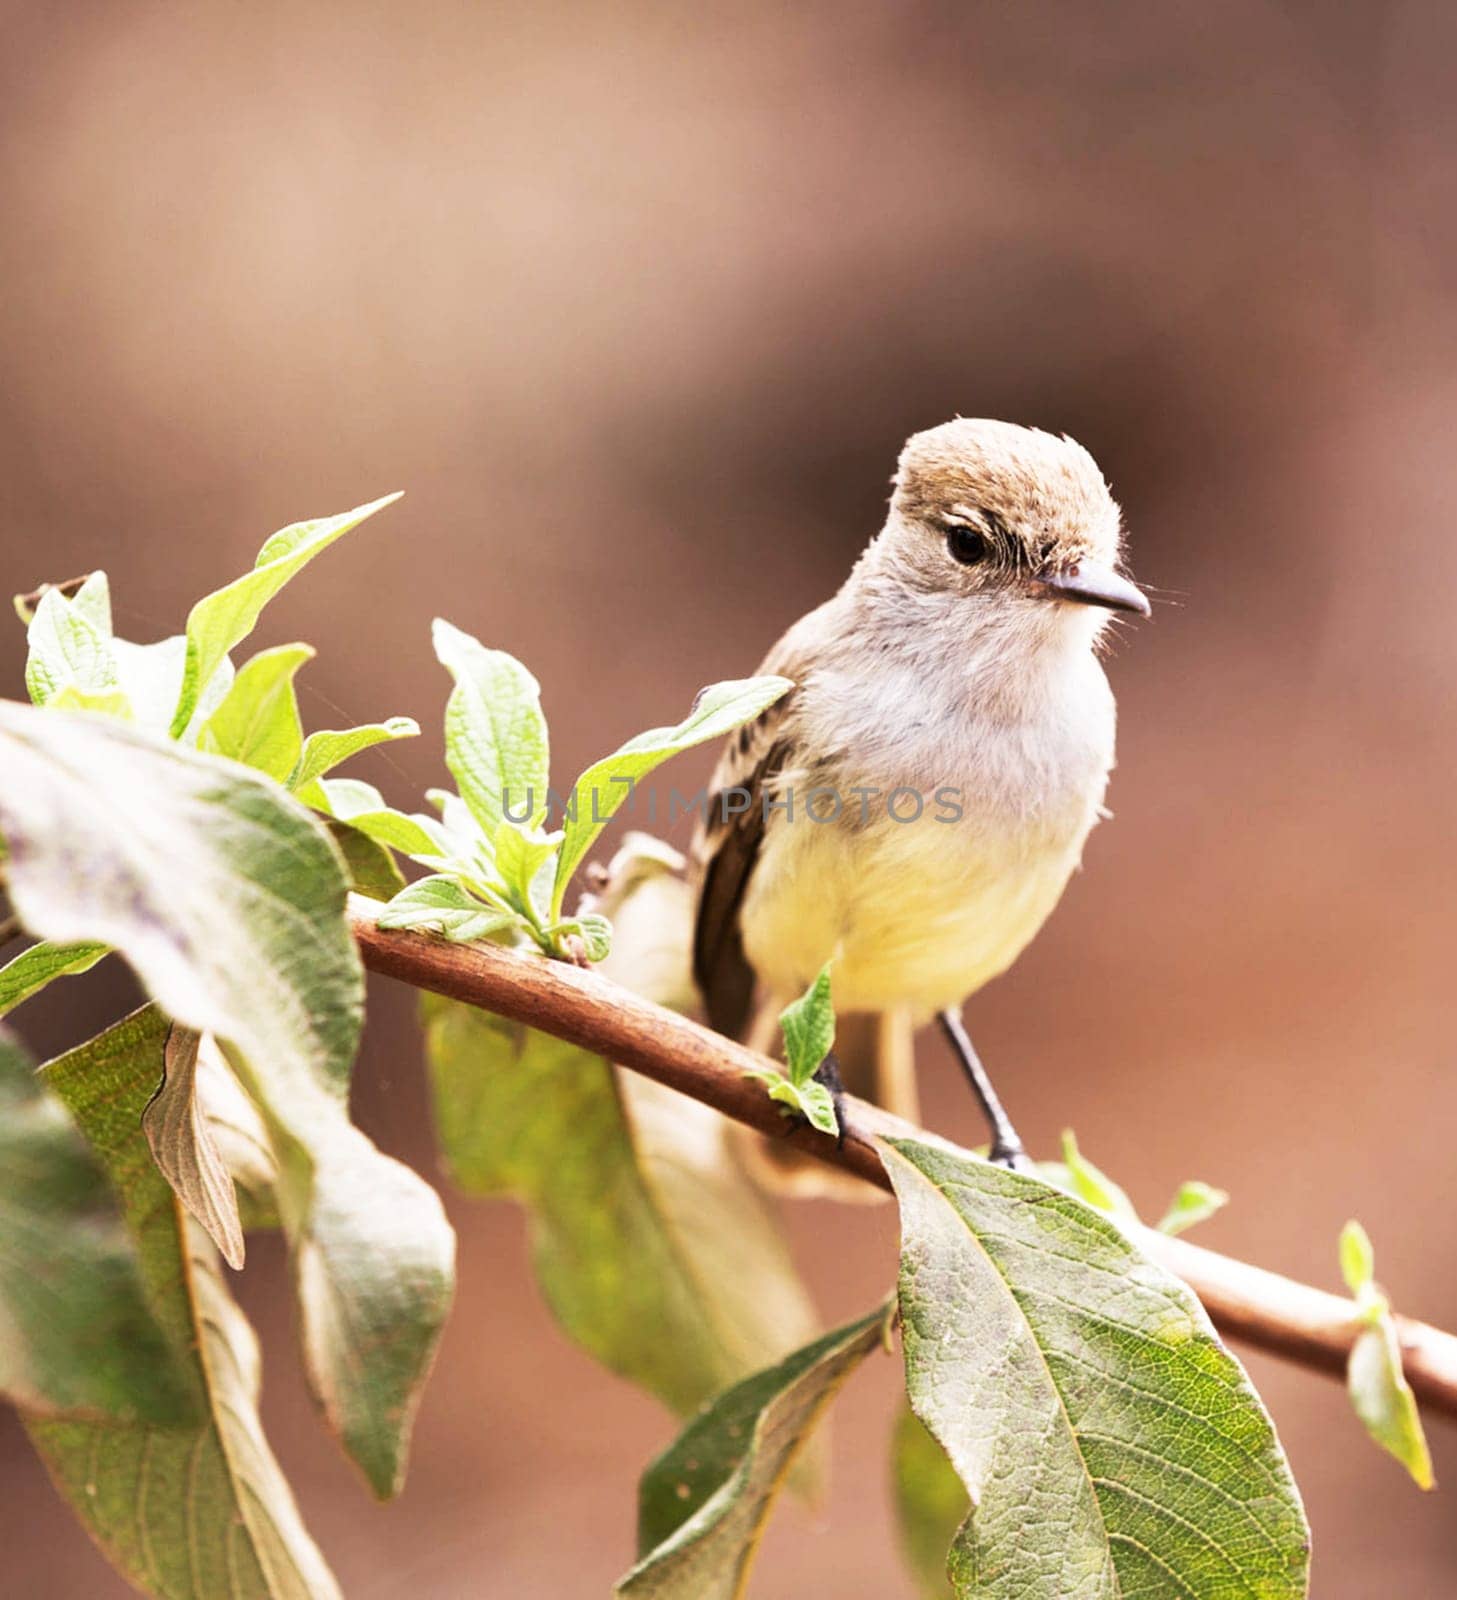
[550,675,793,919]
[0,702,454,1497]
[433,618,550,838]
[290,716,420,793]
[0,938,107,1017]
[13,572,94,627]
[0,1027,193,1425]
[198,642,312,783]
[26,1007,342,1598]
[619,1304,894,1599]
[142,1024,245,1270]
[171,493,400,736]
[426,1000,814,1415]
[195,1032,280,1232]
[424,840,813,1417]
[1157,1180,1229,1236]
[891,1407,967,1599]
[881,1138,1310,1599]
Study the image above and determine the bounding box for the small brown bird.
[690,419,1148,1187]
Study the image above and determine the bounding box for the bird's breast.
[739,655,1116,1016]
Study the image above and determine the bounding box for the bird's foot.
[988,1138,1038,1176]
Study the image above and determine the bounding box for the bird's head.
[874,418,1148,639]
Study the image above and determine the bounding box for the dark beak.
[1035,559,1151,618]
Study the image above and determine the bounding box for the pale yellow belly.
[740,810,1085,1017]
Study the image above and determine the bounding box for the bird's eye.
[945,524,989,566]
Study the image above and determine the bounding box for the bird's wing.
[690,634,807,1040]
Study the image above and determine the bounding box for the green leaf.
[0,1027,195,1426]
[111,634,188,730]
[779,962,834,1085]
[26,1007,342,1599]
[891,1407,967,1599]
[1339,1218,1376,1299]
[48,682,135,716]
[115,634,236,743]
[1056,1127,1138,1221]
[1157,1180,1230,1237]
[494,818,562,916]
[619,1304,894,1598]
[744,1067,840,1139]
[881,1138,1310,1600]
[0,701,361,1099]
[433,618,550,838]
[1348,1317,1435,1491]
[323,818,409,901]
[308,775,456,864]
[550,674,794,919]
[171,493,401,736]
[746,962,838,1135]
[141,1024,246,1270]
[0,703,454,1498]
[427,998,815,1415]
[426,784,483,843]
[378,875,520,943]
[274,1104,454,1498]
[24,573,129,713]
[549,910,613,962]
[290,715,420,792]
[1338,1220,1434,1489]
[0,939,108,1017]
[198,642,313,783]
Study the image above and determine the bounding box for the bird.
[689,417,1148,1190]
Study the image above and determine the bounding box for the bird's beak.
[1034,559,1151,618]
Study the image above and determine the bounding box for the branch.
[348,895,1457,1422]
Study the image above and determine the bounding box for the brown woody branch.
[348,896,1457,1423]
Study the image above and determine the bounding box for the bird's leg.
[811,1050,849,1151]
[938,1008,1030,1171]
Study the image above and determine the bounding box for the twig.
[348,895,1457,1422]
[12,573,93,622]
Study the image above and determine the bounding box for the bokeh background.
[2,1,1456,1594]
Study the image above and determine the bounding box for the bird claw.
[988,1141,1035,1175]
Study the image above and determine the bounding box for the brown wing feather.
[691,613,824,1038]
[691,724,792,1038]
[691,609,836,1037]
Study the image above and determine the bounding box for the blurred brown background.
[2,1,1455,1594]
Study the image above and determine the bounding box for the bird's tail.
[734,1003,919,1202]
